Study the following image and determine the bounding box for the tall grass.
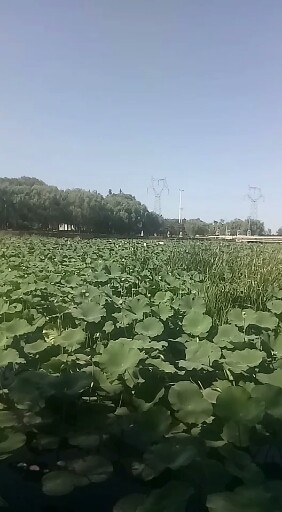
[168,242,282,323]
[135,241,282,324]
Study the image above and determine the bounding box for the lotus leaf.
[182,310,212,336]
[169,381,213,423]
[135,317,164,337]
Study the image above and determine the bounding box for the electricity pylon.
[148,177,169,215]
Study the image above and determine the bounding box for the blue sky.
[0,1,282,229]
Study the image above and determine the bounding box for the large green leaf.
[182,310,212,336]
[222,421,250,447]
[0,431,26,453]
[144,434,202,475]
[214,324,244,346]
[153,303,173,320]
[24,339,48,354]
[0,318,33,337]
[223,349,264,372]
[169,381,213,423]
[114,310,137,327]
[42,471,76,496]
[10,370,57,406]
[153,291,172,304]
[221,445,264,485]
[267,299,282,315]
[228,308,244,326]
[239,309,278,329]
[128,296,150,319]
[215,386,265,425]
[0,411,17,428]
[257,368,282,388]
[72,302,106,322]
[127,406,171,448]
[207,485,271,512]
[270,333,282,356]
[67,455,112,482]
[97,339,144,379]
[53,327,85,351]
[180,340,221,370]
[251,384,282,419]
[146,358,177,373]
[135,317,164,337]
[252,311,278,329]
[0,348,23,366]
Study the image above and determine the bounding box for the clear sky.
[1,1,282,230]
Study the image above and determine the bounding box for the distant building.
[58,223,75,231]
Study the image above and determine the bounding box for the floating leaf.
[169,381,213,424]
[252,311,278,329]
[215,386,264,425]
[267,299,282,315]
[270,333,282,356]
[0,348,23,366]
[114,310,136,327]
[98,339,144,379]
[221,445,264,485]
[153,291,172,304]
[182,310,212,336]
[235,309,278,329]
[127,406,171,448]
[180,340,221,370]
[222,422,250,447]
[147,358,177,373]
[72,302,106,323]
[207,485,270,512]
[154,303,173,320]
[0,318,33,337]
[135,317,164,338]
[24,339,48,354]
[251,384,282,419]
[0,431,26,453]
[67,455,112,483]
[128,296,150,319]
[257,368,282,388]
[144,434,202,475]
[228,308,244,326]
[223,349,264,372]
[0,411,17,428]
[42,471,76,496]
[0,300,9,315]
[103,320,115,333]
[214,324,244,346]
[53,328,85,351]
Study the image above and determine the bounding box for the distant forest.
[0,177,267,236]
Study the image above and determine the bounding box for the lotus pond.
[0,236,282,511]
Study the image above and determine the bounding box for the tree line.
[0,176,271,236]
[0,177,161,235]
[165,218,267,237]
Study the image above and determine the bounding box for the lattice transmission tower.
[148,177,169,215]
[247,186,264,220]
[246,186,264,236]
